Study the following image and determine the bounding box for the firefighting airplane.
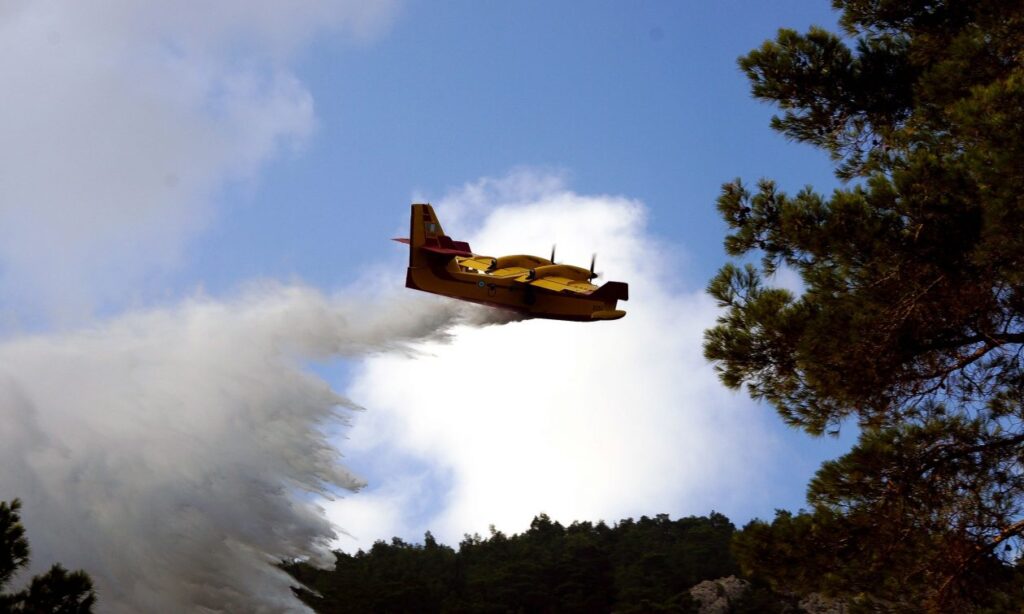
[394,204,628,321]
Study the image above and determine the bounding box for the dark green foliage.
[706,1,1024,611]
[0,499,96,613]
[0,500,30,590]
[7,565,96,613]
[283,512,752,613]
[734,505,1024,613]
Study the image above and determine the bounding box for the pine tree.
[0,499,96,612]
[705,1,1024,610]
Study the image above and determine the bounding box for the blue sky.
[189,0,840,294]
[0,1,859,608]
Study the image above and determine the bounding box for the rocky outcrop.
[688,576,848,614]
[689,576,751,614]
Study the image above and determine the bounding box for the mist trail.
[0,283,518,613]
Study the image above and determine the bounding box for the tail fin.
[411,204,444,255]
[403,204,472,267]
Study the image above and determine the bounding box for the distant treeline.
[282,512,788,613]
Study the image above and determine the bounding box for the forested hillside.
[282,513,788,613]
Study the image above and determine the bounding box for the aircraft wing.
[490,266,531,278]
[456,258,534,279]
[457,256,494,272]
[456,257,544,280]
[518,275,598,294]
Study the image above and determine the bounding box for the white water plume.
[0,283,509,612]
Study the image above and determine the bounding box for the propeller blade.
[550,244,556,264]
[590,253,598,279]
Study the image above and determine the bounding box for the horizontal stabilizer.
[433,235,471,252]
[393,235,472,257]
[421,234,473,257]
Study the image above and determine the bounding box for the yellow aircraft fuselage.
[395,204,628,321]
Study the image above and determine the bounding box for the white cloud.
[768,264,806,295]
[0,1,399,322]
[330,172,790,551]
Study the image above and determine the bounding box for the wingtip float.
[395,203,628,322]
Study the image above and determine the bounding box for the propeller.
[589,253,601,280]
[550,244,556,264]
